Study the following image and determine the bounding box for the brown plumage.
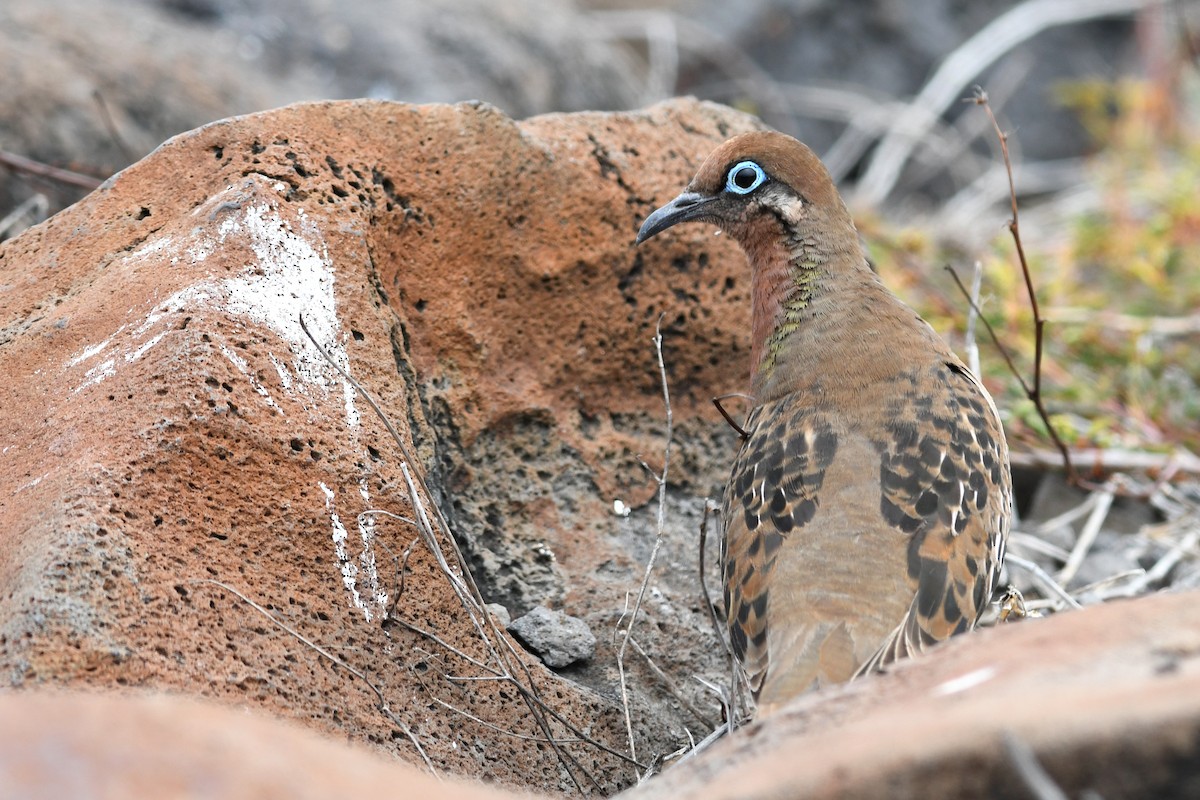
[637,131,1011,714]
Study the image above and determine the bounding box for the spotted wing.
[720,401,838,695]
[858,359,1011,674]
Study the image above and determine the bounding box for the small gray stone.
[485,602,511,629]
[507,605,595,669]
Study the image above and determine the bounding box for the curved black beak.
[635,191,715,244]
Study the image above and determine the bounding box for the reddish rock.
[0,691,529,800]
[630,588,1200,800]
[0,97,760,793]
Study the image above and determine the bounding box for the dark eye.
[725,160,767,195]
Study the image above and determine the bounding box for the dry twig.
[1002,731,1070,800]
[856,0,1153,206]
[615,314,674,782]
[192,579,436,774]
[947,88,1080,484]
[0,150,104,190]
[298,313,642,793]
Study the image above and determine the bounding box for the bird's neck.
[747,232,891,402]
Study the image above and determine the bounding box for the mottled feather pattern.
[721,403,838,691]
[723,358,1011,697]
[636,130,1011,713]
[856,359,1010,674]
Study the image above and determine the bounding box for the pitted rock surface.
[0,97,759,794]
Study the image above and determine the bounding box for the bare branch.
[856,0,1153,205]
[617,314,674,781]
[192,579,436,774]
[0,150,104,190]
[1002,731,1070,800]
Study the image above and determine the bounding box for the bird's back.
[722,317,1010,710]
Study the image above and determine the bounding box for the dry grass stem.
[628,635,717,729]
[0,150,104,190]
[1004,555,1083,610]
[298,313,644,794]
[1056,487,1115,586]
[856,0,1152,206]
[616,314,674,782]
[1007,531,1072,563]
[0,194,49,239]
[1044,308,1200,335]
[192,579,437,774]
[1002,731,1070,800]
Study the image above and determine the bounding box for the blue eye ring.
[725,160,767,195]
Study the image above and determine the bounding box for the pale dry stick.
[0,150,104,190]
[1002,731,1070,800]
[697,499,726,654]
[596,9,679,105]
[1045,308,1200,336]
[937,159,1086,243]
[404,664,600,752]
[908,54,1035,194]
[420,662,645,769]
[856,0,1153,206]
[363,512,419,617]
[588,11,800,133]
[1006,531,1072,563]
[669,700,730,763]
[191,578,436,774]
[697,500,748,735]
[91,89,137,164]
[360,509,417,526]
[1069,569,1147,602]
[1150,482,1200,519]
[397,462,609,794]
[616,315,674,782]
[0,193,48,239]
[1005,555,1083,610]
[628,635,717,729]
[298,316,608,794]
[1125,528,1200,594]
[964,260,984,379]
[376,535,421,618]
[401,466,636,789]
[425,694,585,745]
[1027,491,1101,538]
[1056,487,1115,586]
[388,617,495,673]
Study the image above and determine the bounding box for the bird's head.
[636,131,854,255]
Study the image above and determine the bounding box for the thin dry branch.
[92,90,137,164]
[628,636,716,729]
[1056,487,1115,585]
[856,0,1153,205]
[1004,555,1083,610]
[1008,447,1200,478]
[192,579,436,774]
[616,314,674,782]
[298,313,637,794]
[948,89,1079,484]
[0,150,104,190]
[0,194,49,240]
[1002,732,1070,800]
[697,499,731,663]
[1044,307,1200,335]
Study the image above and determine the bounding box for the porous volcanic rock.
[0,97,760,793]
